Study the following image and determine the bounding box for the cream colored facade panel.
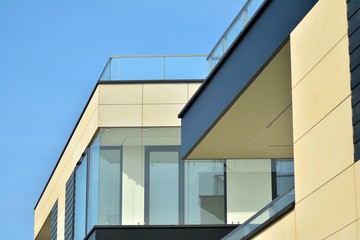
[355,162,360,219]
[187,83,201,100]
[292,37,351,141]
[294,97,354,202]
[57,189,66,240]
[252,211,296,240]
[143,104,184,126]
[98,104,142,127]
[143,83,188,104]
[34,89,100,237]
[324,221,358,240]
[290,0,347,87]
[295,166,357,240]
[99,84,142,104]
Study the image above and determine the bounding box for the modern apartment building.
[34,0,360,239]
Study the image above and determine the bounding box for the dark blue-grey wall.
[65,172,75,240]
[50,201,58,240]
[348,0,360,161]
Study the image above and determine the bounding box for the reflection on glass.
[185,160,225,224]
[99,147,122,225]
[166,57,208,80]
[87,135,100,230]
[74,152,87,240]
[274,159,294,197]
[99,56,208,81]
[222,188,295,240]
[226,159,273,224]
[207,0,266,70]
[146,146,180,224]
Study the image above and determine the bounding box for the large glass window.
[185,160,225,224]
[71,127,270,234]
[74,152,87,240]
[272,159,294,198]
[226,159,294,224]
[98,146,122,225]
[87,134,100,230]
[226,159,273,224]
[145,146,182,224]
[87,132,123,228]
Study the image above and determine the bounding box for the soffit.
[187,42,293,159]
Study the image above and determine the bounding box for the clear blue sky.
[0,0,244,239]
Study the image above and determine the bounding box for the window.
[145,146,182,224]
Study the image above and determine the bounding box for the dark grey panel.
[51,201,58,240]
[349,20,360,53]
[348,0,360,19]
[180,0,318,159]
[65,172,75,240]
[85,225,237,240]
[351,64,360,89]
[355,141,360,160]
[349,5,360,36]
[348,0,360,162]
[350,44,360,71]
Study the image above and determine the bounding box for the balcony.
[207,0,266,70]
[98,54,208,81]
[222,187,295,240]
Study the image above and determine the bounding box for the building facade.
[35,0,360,239]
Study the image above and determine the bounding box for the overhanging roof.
[179,0,317,160]
[187,43,292,159]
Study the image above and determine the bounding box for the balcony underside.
[180,0,317,160]
[187,42,293,159]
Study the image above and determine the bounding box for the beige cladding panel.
[355,162,360,219]
[143,83,188,104]
[293,98,354,202]
[324,221,358,240]
[187,83,201,100]
[290,0,348,87]
[251,211,296,240]
[295,166,357,240]
[57,189,66,240]
[98,105,142,127]
[99,84,142,104]
[143,104,184,126]
[34,88,99,238]
[292,36,351,141]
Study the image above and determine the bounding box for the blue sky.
[0,0,244,238]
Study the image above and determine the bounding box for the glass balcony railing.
[207,0,266,70]
[222,187,295,240]
[98,55,208,81]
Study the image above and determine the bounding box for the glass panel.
[146,147,180,224]
[185,160,225,224]
[275,159,294,196]
[98,147,122,225]
[165,56,208,79]
[226,159,272,224]
[87,135,100,230]
[74,152,87,240]
[115,57,164,80]
[222,188,295,240]
[207,0,265,71]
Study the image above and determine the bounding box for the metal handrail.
[207,0,254,59]
[108,54,208,58]
[98,54,208,81]
[222,186,295,240]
